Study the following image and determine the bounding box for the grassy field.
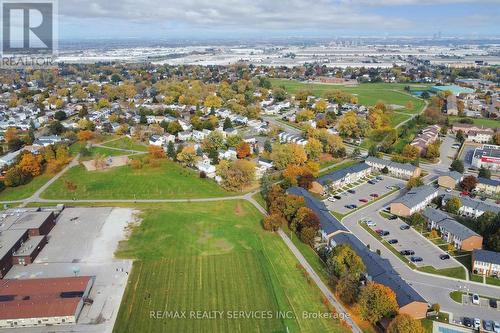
[41,160,233,200]
[0,173,52,201]
[448,116,499,128]
[113,201,342,333]
[102,137,148,152]
[271,79,426,114]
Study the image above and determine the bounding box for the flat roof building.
[0,276,94,329]
[471,144,500,171]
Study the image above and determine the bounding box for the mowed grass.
[0,173,52,201]
[113,201,342,333]
[448,116,499,128]
[271,79,426,114]
[40,160,232,200]
[101,137,148,152]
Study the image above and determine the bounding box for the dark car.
[483,320,494,332]
[463,317,472,327]
[348,189,356,194]
[400,250,415,256]
[400,224,410,230]
[440,254,450,260]
[411,256,423,263]
[334,196,342,200]
[368,180,376,185]
[381,231,390,236]
[389,215,398,220]
[370,193,379,198]
[490,299,498,308]
[359,198,368,203]
[388,239,398,244]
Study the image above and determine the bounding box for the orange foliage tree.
[148,145,165,159]
[236,142,251,159]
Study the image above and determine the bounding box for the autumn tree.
[336,275,360,305]
[406,177,424,190]
[425,142,441,160]
[266,184,287,216]
[338,111,368,138]
[402,144,420,160]
[77,130,94,142]
[204,95,222,109]
[271,144,307,170]
[305,138,323,161]
[18,152,42,177]
[326,244,366,279]
[387,314,424,333]
[148,145,166,159]
[176,146,198,167]
[263,214,286,231]
[358,282,399,324]
[216,159,256,191]
[236,142,251,159]
[461,175,477,192]
[445,196,462,214]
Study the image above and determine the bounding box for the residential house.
[365,156,421,180]
[32,135,62,147]
[410,125,440,154]
[196,159,216,178]
[442,194,500,218]
[0,150,21,168]
[390,185,439,217]
[316,163,372,191]
[423,208,482,251]
[472,249,500,277]
[177,131,192,142]
[278,132,308,146]
[438,171,463,189]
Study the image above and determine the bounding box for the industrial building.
[471,144,500,171]
[0,276,94,329]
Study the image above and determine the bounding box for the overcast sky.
[58,0,500,40]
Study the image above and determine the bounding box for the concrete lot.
[5,207,136,333]
[363,211,461,269]
[460,142,482,170]
[323,176,404,215]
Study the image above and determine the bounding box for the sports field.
[101,137,149,152]
[271,79,427,114]
[113,201,342,333]
[40,160,232,200]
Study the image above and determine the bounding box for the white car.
[474,318,481,330]
[494,321,500,333]
[446,188,452,193]
[472,293,480,305]
[328,197,336,202]
[366,221,377,227]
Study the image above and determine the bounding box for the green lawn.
[471,274,500,286]
[448,116,499,128]
[416,266,466,280]
[251,191,267,209]
[101,137,148,152]
[390,113,412,127]
[41,160,233,200]
[0,173,52,201]
[113,201,342,333]
[271,79,426,114]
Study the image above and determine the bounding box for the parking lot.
[323,175,405,215]
[6,207,135,333]
[361,209,462,269]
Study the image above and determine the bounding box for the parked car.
[376,176,383,180]
[410,256,423,263]
[375,229,383,234]
[388,239,398,244]
[400,250,415,256]
[366,221,377,227]
[473,318,481,330]
[439,254,450,260]
[472,293,480,305]
[381,231,390,236]
[489,299,497,308]
[328,197,336,202]
[446,188,452,193]
[370,193,379,198]
[389,215,398,220]
[400,224,410,230]
[348,189,356,194]
[484,320,494,332]
[359,198,368,203]
[334,196,342,200]
[368,180,376,185]
[494,321,500,333]
[460,191,470,197]
[463,317,472,327]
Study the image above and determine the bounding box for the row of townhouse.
[442,194,500,218]
[410,125,440,153]
[316,162,372,191]
[365,156,421,180]
[423,207,483,251]
[472,249,500,277]
[437,171,464,189]
[390,185,439,217]
[278,132,308,146]
[287,187,429,319]
[476,177,500,195]
[451,123,497,143]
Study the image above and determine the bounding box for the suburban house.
[472,249,500,277]
[149,134,175,146]
[390,185,439,217]
[32,135,63,147]
[438,171,463,189]
[423,208,483,251]
[442,194,500,218]
[467,129,495,143]
[278,132,308,146]
[476,177,500,195]
[0,150,21,168]
[316,163,372,191]
[196,159,216,177]
[365,156,421,180]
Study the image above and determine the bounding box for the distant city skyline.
[59,0,499,40]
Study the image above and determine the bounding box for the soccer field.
[271,79,426,114]
[112,201,342,333]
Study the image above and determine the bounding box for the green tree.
[444,196,462,214]
[406,177,423,190]
[223,117,233,130]
[450,159,464,173]
[326,244,366,279]
[336,275,360,305]
[478,166,491,179]
[167,141,176,159]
